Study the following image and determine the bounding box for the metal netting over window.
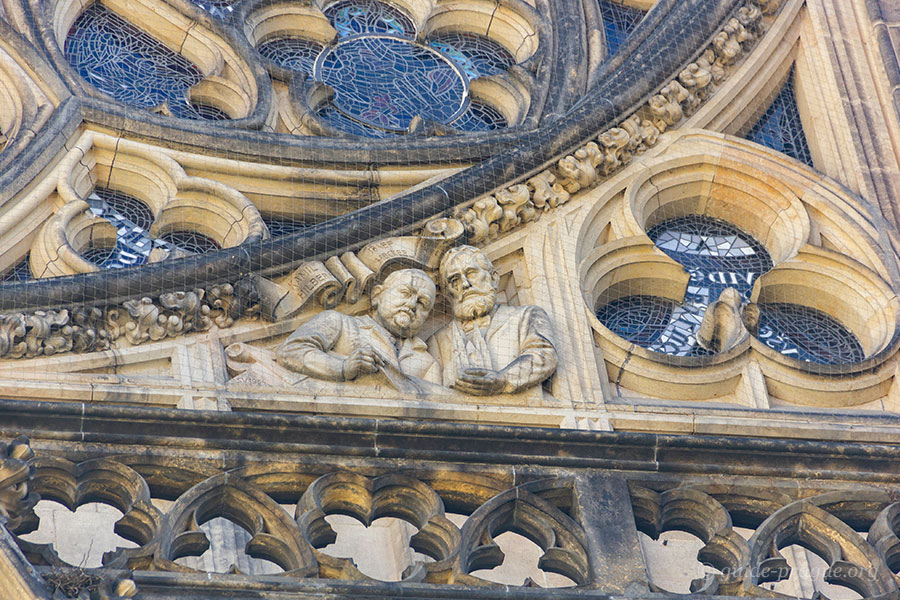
[598,216,772,357]
[158,231,222,255]
[323,0,416,38]
[745,69,814,167]
[450,101,508,132]
[262,216,312,238]
[86,188,156,269]
[598,1,646,58]
[65,4,220,121]
[428,33,515,80]
[648,216,774,303]
[258,37,325,76]
[315,36,469,132]
[252,0,522,136]
[757,303,865,364]
[0,256,32,282]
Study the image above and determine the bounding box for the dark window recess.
[745,69,814,167]
[597,1,647,58]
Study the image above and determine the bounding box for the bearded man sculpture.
[277,268,441,384]
[427,245,558,395]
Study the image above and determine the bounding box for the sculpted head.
[439,245,499,320]
[370,268,436,339]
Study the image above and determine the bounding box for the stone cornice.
[2,398,899,483]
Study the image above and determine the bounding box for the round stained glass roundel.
[315,35,468,132]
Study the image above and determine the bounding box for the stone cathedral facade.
[0,0,898,597]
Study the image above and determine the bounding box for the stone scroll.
[264,218,465,321]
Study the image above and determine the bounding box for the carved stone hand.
[452,367,512,396]
[342,347,384,380]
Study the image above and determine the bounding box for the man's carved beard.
[454,292,496,320]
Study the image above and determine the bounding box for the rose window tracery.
[83,188,221,269]
[256,0,525,135]
[595,214,866,364]
[65,4,229,121]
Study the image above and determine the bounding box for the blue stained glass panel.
[258,37,325,75]
[648,216,774,305]
[745,70,814,167]
[597,216,772,357]
[85,188,221,269]
[316,35,467,131]
[428,33,514,80]
[757,303,864,364]
[596,295,676,347]
[262,216,312,237]
[324,0,415,38]
[65,4,222,121]
[597,1,646,58]
[86,188,155,269]
[0,257,32,282]
[159,231,221,254]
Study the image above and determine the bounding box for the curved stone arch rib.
[296,471,460,583]
[14,456,163,570]
[151,472,317,576]
[458,478,590,587]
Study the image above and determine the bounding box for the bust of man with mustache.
[277,268,440,384]
[427,245,558,395]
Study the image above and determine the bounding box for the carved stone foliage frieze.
[454,0,782,245]
[0,281,254,359]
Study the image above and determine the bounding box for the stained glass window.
[85,188,220,269]
[598,1,646,58]
[258,37,325,76]
[255,0,518,136]
[757,303,864,364]
[316,36,467,131]
[598,216,772,357]
[428,33,514,80]
[262,216,312,237]
[597,215,865,364]
[158,231,221,254]
[0,256,32,282]
[450,101,508,132]
[65,4,222,121]
[745,69,814,167]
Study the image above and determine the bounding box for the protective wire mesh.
[598,1,647,57]
[744,68,814,166]
[0,0,886,414]
[596,215,865,364]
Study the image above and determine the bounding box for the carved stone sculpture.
[697,287,749,353]
[427,245,558,395]
[277,268,441,385]
[0,436,36,531]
